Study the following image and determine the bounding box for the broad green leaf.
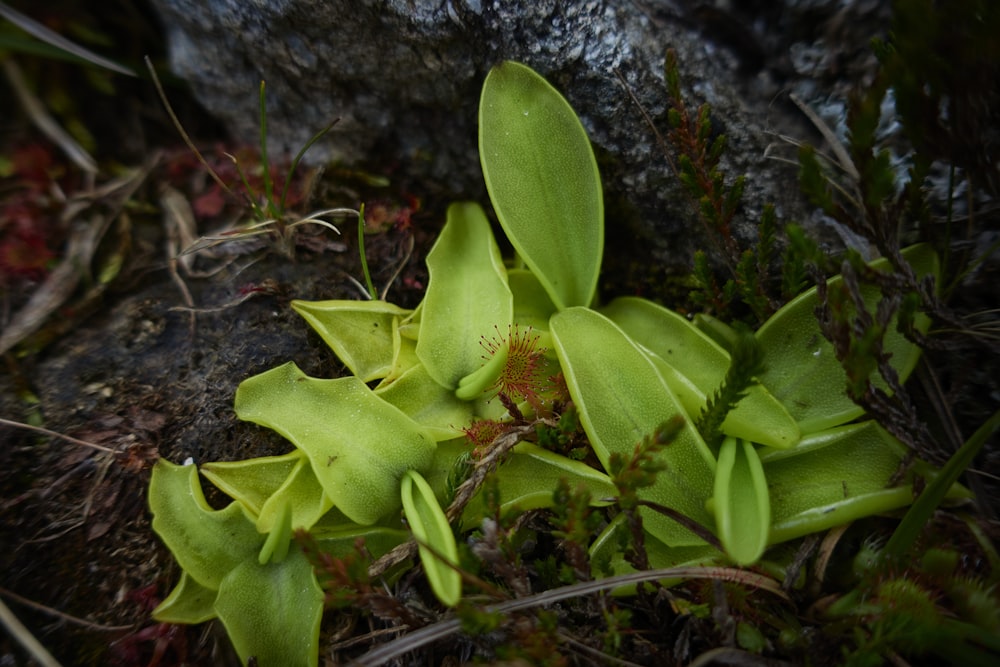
[291,300,410,382]
[480,61,603,310]
[235,362,437,525]
[602,297,800,448]
[416,201,513,389]
[214,548,324,667]
[401,469,461,606]
[550,307,716,547]
[763,421,915,543]
[152,571,218,624]
[713,437,770,565]
[375,362,475,440]
[201,452,303,517]
[461,442,618,526]
[755,244,939,433]
[148,459,261,589]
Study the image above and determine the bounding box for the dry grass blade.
[145,56,234,198]
[0,416,116,454]
[0,158,156,354]
[2,59,97,174]
[350,566,788,665]
[0,595,62,667]
[0,2,135,76]
[788,92,859,182]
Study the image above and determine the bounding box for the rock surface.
[148,0,889,266]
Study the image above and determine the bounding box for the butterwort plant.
[148,61,960,666]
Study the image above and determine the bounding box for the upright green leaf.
[550,307,716,547]
[401,469,461,606]
[713,437,770,565]
[235,362,437,525]
[480,61,604,310]
[416,202,513,389]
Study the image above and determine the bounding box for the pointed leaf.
[148,459,261,589]
[480,61,603,310]
[755,244,938,433]
[401,469,461,606]
[713,437,770,565]
[550,307,716,547]
[235,362,437,525]
[214,548,324,667]
[416,201,513,389]
[291,300,411,382]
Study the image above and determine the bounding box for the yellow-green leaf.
[214,548,324,667]
[291,299,411,383]
[152,571,217,624]
[401,469,461,606]
[550,307,716,547]
[375,362,475,440]
[148,459,261,590]
[713,437,770,565]
[201,452,302,517]
[461,442,617,526]
[763,421,912,543]
[480,61,603,310]
[235,362,437,525]
[416,201,513,389]
[602,297,800,448]
[755,245,938,433]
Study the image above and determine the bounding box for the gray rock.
[149,0,885,268]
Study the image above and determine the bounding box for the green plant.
[148,61,965,665]
[147,63,349,261]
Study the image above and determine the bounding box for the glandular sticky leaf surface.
[235,362,437,525]
[480,61,603,310]
[148,459,261,590]
[214,548,324,667]
[602,297,799,448]
[291,300,411,383]
[550,307,716,547]
[416,201,513,389]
